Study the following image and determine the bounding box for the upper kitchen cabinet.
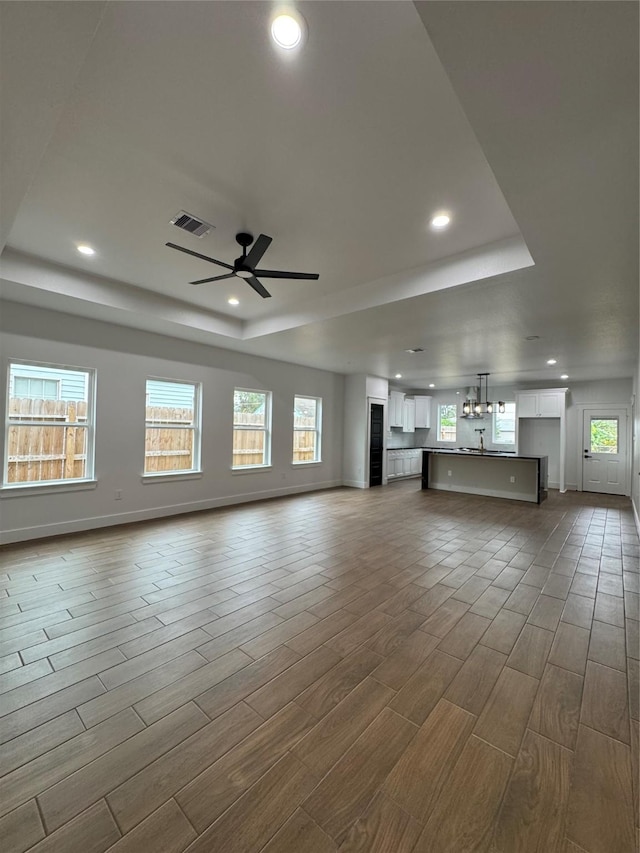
[389,390,405,427]
[516,389,567,418]
[403,398,416,433]
[414,396,432,429]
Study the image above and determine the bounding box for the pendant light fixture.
[461,373,505,417]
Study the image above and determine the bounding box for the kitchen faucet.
[475,428,485,453]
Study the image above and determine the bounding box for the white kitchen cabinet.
[387,449,422,480]
[516,389,566,418]
[402,399,415,433]
[388,391,405,428]
[414,396,432,429]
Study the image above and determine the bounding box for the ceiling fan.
[166,232,319,299]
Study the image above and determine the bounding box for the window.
[493,402,516,445]
[144,379,201,475]
[590,418,618,454]
[233,388,271,468]
[438,403,457,442]
[293,395,322,463]
[4,361,95,487]
[13,376,60,400]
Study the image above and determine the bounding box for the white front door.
[582,409,628,495]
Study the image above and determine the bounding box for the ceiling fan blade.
[246,275,272,299]
[244,234,272,268]
[190,273,236,285]
[253,269,319,280]
[166,242,234,271]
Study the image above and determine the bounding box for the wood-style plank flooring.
[1,482,638,853]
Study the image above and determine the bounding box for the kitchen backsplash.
[387,428,431,448]
[387,419,515,451]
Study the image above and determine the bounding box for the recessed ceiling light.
[547,358,557,365]
[428,383,435,388]
[430,213,451,230]
[271,14,302,49]
[77,244,95,256]
[560,374,569,380]
[395,374,402,379]
[228,297,239,306]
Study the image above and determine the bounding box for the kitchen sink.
[458,447,481,452]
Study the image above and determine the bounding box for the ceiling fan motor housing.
[235,232,254,249]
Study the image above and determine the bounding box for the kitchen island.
[421,448,548,504]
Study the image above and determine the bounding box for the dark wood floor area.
[1,482,638,853]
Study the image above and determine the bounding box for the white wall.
[342,374,389,488]
[342,374,368,488]
[0,302,344,543]
[518,418,561,485]
[632,360,639,530]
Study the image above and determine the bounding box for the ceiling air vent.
[170,211,215,238]
[405,347,424,354]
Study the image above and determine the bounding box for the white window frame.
[292,395,322,464]
[438,402,457,443]
[143,378,202,478]
[232,387,272,470]
[3,359,96,490]
[492,402,516,445]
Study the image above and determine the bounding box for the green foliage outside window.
[590,419,618,454]
[439,403,457,441]
[233,390,265,414]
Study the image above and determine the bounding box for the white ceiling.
[1,1,637,391]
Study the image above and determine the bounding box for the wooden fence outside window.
[6,399,88,483]
[5,400,318,482]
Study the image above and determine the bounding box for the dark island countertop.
[420,448,548,460]
[388,446,546,460]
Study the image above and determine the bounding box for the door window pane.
[590,418,618,453]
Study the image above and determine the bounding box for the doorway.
[369,403,384,487]
[582,408,629,495]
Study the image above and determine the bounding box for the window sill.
[0,479,98,498]
[291,461,322,467]
[142,471,202,484]
[231,465,272,475]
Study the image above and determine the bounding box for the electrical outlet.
[115,490,122,500]
[510,476,516,483]
[448,470,452,477]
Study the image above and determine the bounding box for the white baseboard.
[342,479,367,489]
[0,479,343,544]
[633,498,640,539]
